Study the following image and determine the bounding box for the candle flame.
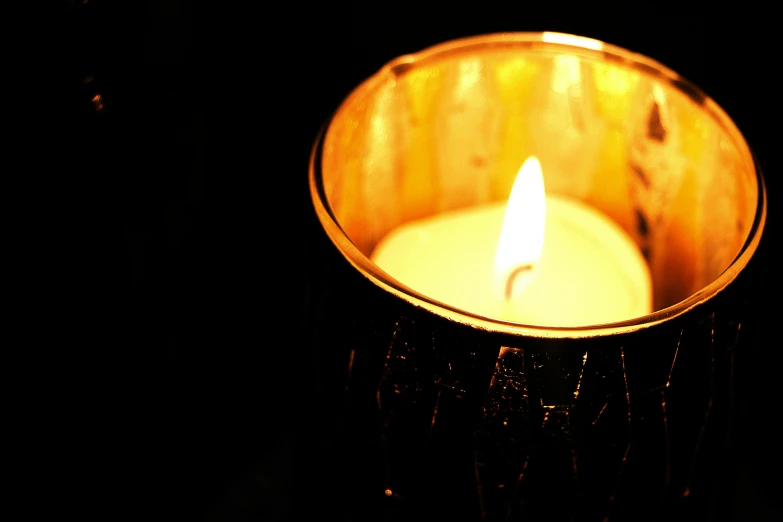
[495,156,546,300]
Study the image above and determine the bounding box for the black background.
[48,2,779,520]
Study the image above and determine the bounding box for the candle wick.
[505,264,533,301]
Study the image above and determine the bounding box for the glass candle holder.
[309,33,766,521]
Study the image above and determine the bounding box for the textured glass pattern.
[324,267,753,521]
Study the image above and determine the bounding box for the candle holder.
[309,33,766,521]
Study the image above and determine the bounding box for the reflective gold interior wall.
[321,39,758,311]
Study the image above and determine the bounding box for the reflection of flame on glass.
[495,156,546,300]
[542,32,603,51]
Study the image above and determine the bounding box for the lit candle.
[370,157,653,327]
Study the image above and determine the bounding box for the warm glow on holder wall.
[309,33,766,521]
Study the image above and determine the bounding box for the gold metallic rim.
[309,32,767,339]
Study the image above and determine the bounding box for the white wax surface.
[370,195,653,327]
